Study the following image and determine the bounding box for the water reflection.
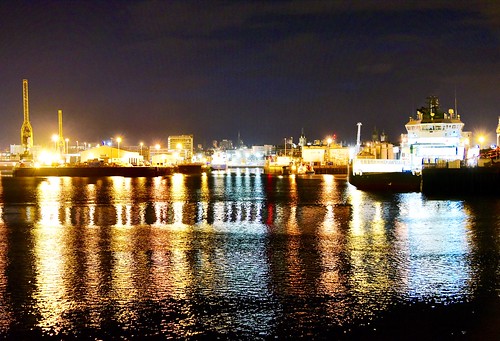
[0,174,495,337]
[0,204,10,334]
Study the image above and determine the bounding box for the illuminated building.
[168,135,193,161]
[80,145,143,165]
[219,139,233,150]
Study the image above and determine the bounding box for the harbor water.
[0,170,498,339]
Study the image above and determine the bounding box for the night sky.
[1,1,499,149]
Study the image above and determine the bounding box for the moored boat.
[349,96,471,192]
[348,159,421,192]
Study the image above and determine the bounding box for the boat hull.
[348,171,421,192]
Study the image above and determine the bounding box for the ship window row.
[407,124,461,131]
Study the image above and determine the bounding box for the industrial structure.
[57,110,65,154]
[20,79,33,157]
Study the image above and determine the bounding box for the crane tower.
[20,79,34,156]
[58,109,65,154]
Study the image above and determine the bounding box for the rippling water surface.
[0,170,498,339]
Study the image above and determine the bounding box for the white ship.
[401,96,471,172]
[350,96,471,191]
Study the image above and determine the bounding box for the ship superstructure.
[401,96,471,171]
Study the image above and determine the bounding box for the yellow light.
[37,150,59,165]
[116,137,122,143]
[51,134,58,142]
[155,144,160,151]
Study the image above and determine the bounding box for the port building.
[80,146,143,166]
[168,135,194,161]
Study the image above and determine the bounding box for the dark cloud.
[0,0,499,149]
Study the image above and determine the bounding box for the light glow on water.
[0,174,497,339]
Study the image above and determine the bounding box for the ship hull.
[348,171,421,192]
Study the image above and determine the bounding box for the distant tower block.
[20,79,34,155]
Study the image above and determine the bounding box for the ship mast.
[20,79,34,156]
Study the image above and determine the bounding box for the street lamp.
[52,134,58,152]
[478,136,485,150]
[65,138,69,154]
[140,142,143,156]
[154,144,160,165]
[326,137,332,164]
[176,143,183,162]
[116,137,122,161]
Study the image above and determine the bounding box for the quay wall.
[12,166,174,177]
[421,167,500,195]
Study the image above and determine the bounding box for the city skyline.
[1,1,499,148]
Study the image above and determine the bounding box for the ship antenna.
[454,87,458,118]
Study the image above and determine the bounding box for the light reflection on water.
[0,172,498,338]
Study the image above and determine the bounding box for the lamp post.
[52,134,58,152]
[176,143,183,163]
[327,137,332,164]
[65,138,69,154]
[478,136,485,150]
[155,144,160,165]
[116,137,122,162]
[284,138,287,157]
[140,142,143,156]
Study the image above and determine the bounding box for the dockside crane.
[20,79,34,158]
[58,109,65,154]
